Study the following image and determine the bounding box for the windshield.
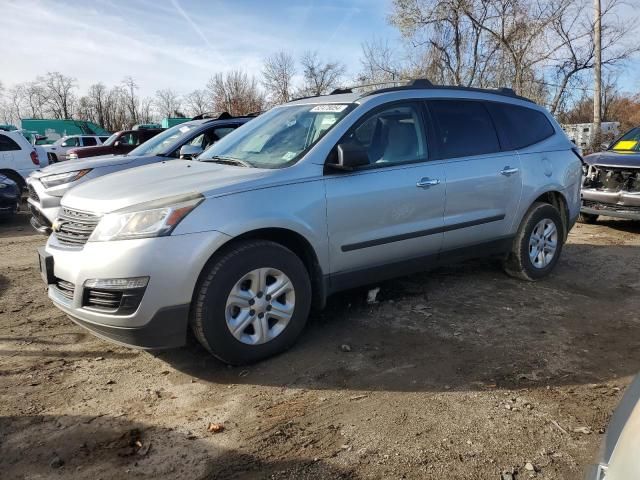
[102,133,119,146]
[54,137,70,146]
[611,128,640,152]
[128,123,195,156]
[198,103,354,168]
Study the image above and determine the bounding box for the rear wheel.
[191,240,312,365]
[577,212,599,224]
[503,202,564,281]
[1,171,25,192]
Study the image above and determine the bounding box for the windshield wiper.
[203,155,252,167]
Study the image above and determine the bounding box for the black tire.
[1,171,25,192]
[503,202,564,281]
[577,212,599,224]
[191,240,312,365]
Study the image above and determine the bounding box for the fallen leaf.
[208,422,225,433]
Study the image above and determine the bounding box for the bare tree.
[390,0,499,87]
[547,0,639,114]
[262,51,296,104]
[184,89,210,116]
[358,38,406,87]
[40,72,77,119]
[121,76,139,124]
[299,51,346,96]
[206,71,264,116]
[5,85,26,124]
[86,83,109,128]
[154,88,182,118]
[139,97,155,123]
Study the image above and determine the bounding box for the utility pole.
[593,0,602,146]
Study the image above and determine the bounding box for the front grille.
[27,184,39,202]
[583,200,640,213]
[84,289,123,311]
[55,278,75,300]
[55,207,101,247]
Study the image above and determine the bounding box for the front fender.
[174,179,329,271]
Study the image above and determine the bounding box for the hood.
[584,150,640,168]
[31,154,149,178]
[62,160,276,213]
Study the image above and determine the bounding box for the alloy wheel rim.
[528,218,558,269]
[225,267,295,345]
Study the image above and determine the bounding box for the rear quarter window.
[486,103,555,150]
[0,134,21,152]
[428,100,501,159]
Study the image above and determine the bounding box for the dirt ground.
[1,209,640,480]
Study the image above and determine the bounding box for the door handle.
[416,177,440,188]
[500,166,519,176]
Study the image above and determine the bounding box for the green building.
[161,117,190,129]
[20,119,110,144]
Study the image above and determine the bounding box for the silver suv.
[38,80,582,364]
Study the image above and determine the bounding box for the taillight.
[30,149,40,166]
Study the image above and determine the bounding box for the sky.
[0,0,399,96]
[1,0,638,97]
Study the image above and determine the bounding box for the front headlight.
[41,169,91,188]
[88,193,204,242]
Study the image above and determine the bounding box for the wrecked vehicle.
[580,127,640,223]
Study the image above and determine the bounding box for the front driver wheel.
[191,240,311,365]
[503,202,564,281]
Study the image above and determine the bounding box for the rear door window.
[486,102,555,150]
[428,100,500,159]
[118,133,136,145]
[0,134,21,151]
[62,137,80,147]
[82,137,97,146]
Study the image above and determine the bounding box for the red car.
[67,128,164,160]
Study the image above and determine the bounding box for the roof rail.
[191,111,233,121]
[329,88,353,95]
[243,111,262,117]
[361,78,534,103]
[407,79,434,88]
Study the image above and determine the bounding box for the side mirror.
[179,144,203,160]
[114,141,122,147]
[327,143,369,171]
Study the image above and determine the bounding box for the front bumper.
[0,188,20,216]
[67,304,190,349]
[0,200,20,216]
[26,178,63,232]
[44,229,231,349]
[581,189,640,220]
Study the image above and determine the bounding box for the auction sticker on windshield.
[310,104,349,112]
